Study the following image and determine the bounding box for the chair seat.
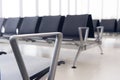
[0,54,50,80]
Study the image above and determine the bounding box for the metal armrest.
[9,32,63,80]
[78,27,89,46]
[96,26,104,41]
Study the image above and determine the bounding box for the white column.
[49,0,51,15]
[75,0,77,15]
[0,0,2,17]
[116,0,119,20]
[87,0,90,14]
[19,0,23,17]
[68,0,70,15]
[36,0,39,16]
[101,0,103,20]
[59,0,61,15]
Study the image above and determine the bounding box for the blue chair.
[93,19,100,31]
[0,18,5,36]
[62,14,104,68]
[3,17,23,38]
[19,17,42,34]
[117,19,120,32]
[100,19,117,32]
[38,16,65,33]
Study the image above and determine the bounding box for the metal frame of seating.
[0,32,62,80]
[72,26,104,68]
[61,14,104,68]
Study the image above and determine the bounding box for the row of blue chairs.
[93,19,120,33]
[0,14,104,68]
[0,14,104,80]
[0,14,94,39]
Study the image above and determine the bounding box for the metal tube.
[48,34,63,80]
[9,32,63,80]
[10,39,30,80]
[72,46,81,68]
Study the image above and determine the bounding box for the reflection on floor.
[0,35,120,80]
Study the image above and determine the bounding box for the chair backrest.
[38,16,65,33]
[93,19,100,30]
[117,19,120,32]
[100,19,117,32]
[19,17,42,34]
[0,18,5,35]
[62,14,94,39]
[4,17,22,35]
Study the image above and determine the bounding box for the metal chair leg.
[98,44,103,55]
[72,46,81,69]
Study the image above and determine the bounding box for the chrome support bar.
[72,27,89,68]
[96,26,104,41]
[9,32,63,80]
[72,26,104,68]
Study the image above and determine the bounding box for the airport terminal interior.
[0,0,120,80]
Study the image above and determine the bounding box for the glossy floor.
[0,35,120,80]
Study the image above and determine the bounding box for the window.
[38,0,49,16]
[23,0,36,17]
[2,0,19,18]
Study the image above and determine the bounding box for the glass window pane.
[38,0,49,16]
[61,0,68,15]
[103,0,117,19]
[51,0,59,15]
[23,0,36,17]
[77,0,88,14]
[89,0,102,19]
[69,0,75,15]
[2,0,19,18]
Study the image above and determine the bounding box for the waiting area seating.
[19,17,41,34]
[100,19,117,33]
[0,18,5,36]
[93,19,100,31]
[0,14,106,80]
[2,17,22,38]
[117,19,120,32]
[61,15,104,68]
[0,14,104,68]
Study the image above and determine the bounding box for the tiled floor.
[1,35,120,80]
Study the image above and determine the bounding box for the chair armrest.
[96,26,104,41]
[9,32,63,80]
[78,27,89,45]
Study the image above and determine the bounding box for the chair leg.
[72,46,81,69]
[98,44,103,55]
